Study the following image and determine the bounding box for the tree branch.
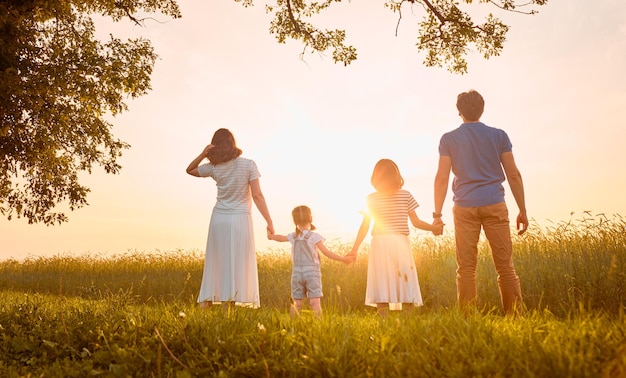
[488,0,538,15]
[285,0,301,33]
[394,0,406,36]
[420,0,448,23]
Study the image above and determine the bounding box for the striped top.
[197,157,260,213]
[367,190,419,236]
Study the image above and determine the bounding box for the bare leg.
[199,301,213,309]
[290,299,303,318]
[310,297,322,318]
[377,303,389,318]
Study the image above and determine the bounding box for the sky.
[2,0,626,261]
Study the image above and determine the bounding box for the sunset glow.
[2,1,626,261]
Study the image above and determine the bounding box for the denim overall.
[291,231,322,299]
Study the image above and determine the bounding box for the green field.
[0,214,624,377]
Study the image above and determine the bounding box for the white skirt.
[197,209,260,308]
[365,234,423,310]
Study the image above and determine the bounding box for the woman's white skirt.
[365,234,423,310]
[197,209,260,308]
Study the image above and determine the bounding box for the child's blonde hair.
[291,205,316,237]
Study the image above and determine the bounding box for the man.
[433,89,528,316]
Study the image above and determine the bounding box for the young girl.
[268,205,353,318]
[348,159,442,316]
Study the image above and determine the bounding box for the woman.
[186,128,274,309]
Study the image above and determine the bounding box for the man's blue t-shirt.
[438,122,512,207]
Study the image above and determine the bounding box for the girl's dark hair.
[207,128,243,165]
[371,159,404,193]
[292,205,316,237]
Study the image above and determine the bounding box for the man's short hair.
[456,90,484,121]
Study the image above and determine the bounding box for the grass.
[0,213,624,376]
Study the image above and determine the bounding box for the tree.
[1,0,547,226]
[254,0,548,73]
[0,0,180,225]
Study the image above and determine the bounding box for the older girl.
[348,159,442,316]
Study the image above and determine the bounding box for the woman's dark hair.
[371,159,404,193]
[207,128,243,164]
[292,205,316,237]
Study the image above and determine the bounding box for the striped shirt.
[197,157,260,213]
[367,190,419,236]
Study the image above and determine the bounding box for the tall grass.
[0,213,624,376]
[1,213,624,316]
[515,212,626,315]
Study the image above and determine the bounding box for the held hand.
[266,224,275,238]
[432,218,444,236]
[266,226,276,240]
[343,254,356,264]
[433,224,444,236]
[516,213,529,235]
[346,247,358,258]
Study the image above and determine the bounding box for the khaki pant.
[453,202,523,315]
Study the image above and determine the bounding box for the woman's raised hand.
[202,144,215,156]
